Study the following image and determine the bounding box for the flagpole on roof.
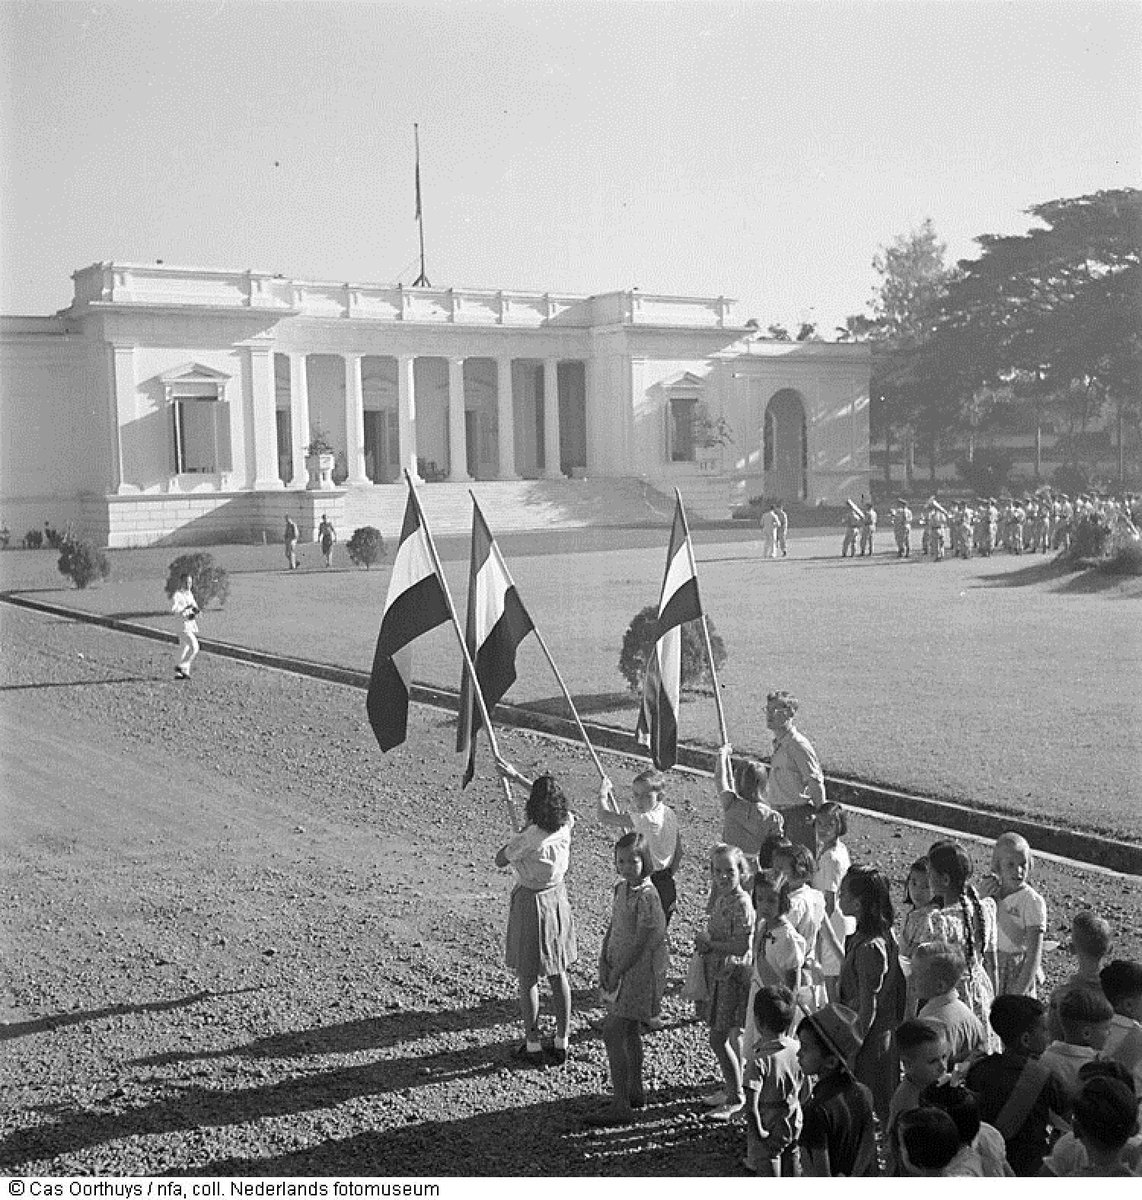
[674,488,730,748]
[404,472,519,828]
[411,123,430,289]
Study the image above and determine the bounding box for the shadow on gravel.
[0,1032,531,1170]
[193,1088,744,1176]
[0,676,152,692]
[130,991,600,1068]
[0,989,255,1042]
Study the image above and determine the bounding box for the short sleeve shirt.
[171,587,199,633]
[626,802,679,872]
[800,1070,878,1176]
[767,727,825,813]
[503,814,574,890]
[720,793,783,859]
[995,885,1047,954]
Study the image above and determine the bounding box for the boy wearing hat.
[796,1002,879,1176]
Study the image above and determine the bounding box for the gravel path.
[2,605,1139,1176]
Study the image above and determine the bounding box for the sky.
[1,0,1139,333]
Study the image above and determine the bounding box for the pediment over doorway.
[158,362,232,386]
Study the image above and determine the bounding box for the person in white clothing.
[598,768,683,926]
[171,573,199,680]
[759,504,780,558]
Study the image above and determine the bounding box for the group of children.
[492,758,1141,1174]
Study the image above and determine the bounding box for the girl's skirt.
[702,959,752,1029]
[505,882,578,978]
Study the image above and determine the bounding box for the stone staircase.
[339,476,700,539]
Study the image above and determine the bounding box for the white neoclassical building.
[0,262,870,546]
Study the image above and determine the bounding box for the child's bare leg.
[548,971,571,1044]
[517,974,541,1046]
[709,1025,743,1102]
[601,1014,632,1111]
[625,1020,644,1102]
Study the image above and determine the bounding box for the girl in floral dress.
[899,855,935,1016]
[586,831,668,1126]
[695,843,755,1118]
[920,840,999,1050]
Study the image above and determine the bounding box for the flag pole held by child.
[412,477,520,829]
[458,494,606,786]
[674,487,730,749]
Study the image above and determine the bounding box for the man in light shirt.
[764,691,826,852]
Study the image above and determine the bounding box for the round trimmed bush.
[57,538,110,589]
[164,553,230,608]
[619,604,728,694]
[347,525,386,569]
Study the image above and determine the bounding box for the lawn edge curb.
[4,589,1139,877]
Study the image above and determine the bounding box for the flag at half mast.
[457,500,535,786]
[635,495,703,770]
[366,483,450,752]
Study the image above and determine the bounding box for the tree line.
[767,189,1141,492]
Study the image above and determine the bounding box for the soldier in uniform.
[859,501,877,556]
[892,497,913,558]
[926,499,948,561]
[841,500,862,558]
[1009,499,1026,554]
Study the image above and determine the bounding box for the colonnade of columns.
[283,353,571,487]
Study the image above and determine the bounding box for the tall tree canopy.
[843,218,954,479]
[923,189,1142,468]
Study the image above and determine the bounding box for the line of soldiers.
[843,492,1142,561]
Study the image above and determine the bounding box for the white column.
[107,344,131,493]
[344,354,369,484]
[289,353,310,489]
[397,355,421,482]
[447,356,472,482]
[248,345,283,489]
[542,358,562,479]
[495,356,519,480]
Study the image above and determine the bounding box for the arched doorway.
[764,389,807,501]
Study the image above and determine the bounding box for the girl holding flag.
[494,763,578,1067]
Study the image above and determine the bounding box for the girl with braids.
[837,864,907,1119]
[920,840,999,1050]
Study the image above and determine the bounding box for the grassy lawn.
[3,525,1140,841]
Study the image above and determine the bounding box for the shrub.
[619,604,728,694]
[164,553,230,608]
[1098,540,1142,577]
[954,449,1013,496]
[347,525,386,569]
[23,529,43,550]
[57,538,110,589]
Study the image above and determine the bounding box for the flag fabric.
[366,486,450,751]
[457,501,535,786]
[635,496,703,769]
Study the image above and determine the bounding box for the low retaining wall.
[4,591,1138,876]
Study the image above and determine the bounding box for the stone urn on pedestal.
[305,429,337,491]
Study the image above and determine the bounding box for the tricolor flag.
[457,500,535,786]
[635,495,703,769]
[366,485,450,751]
